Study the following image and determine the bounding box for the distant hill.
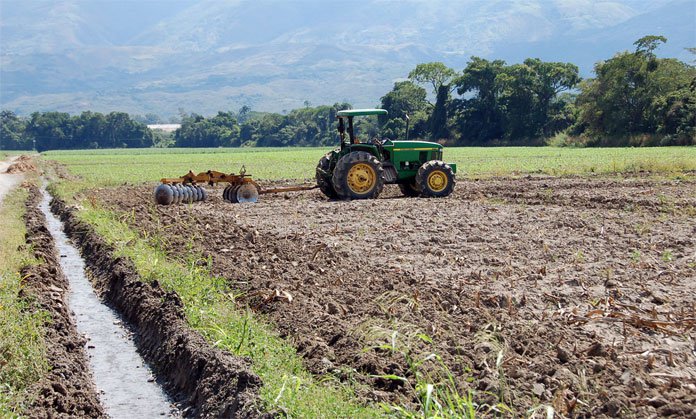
[1,0,693,117]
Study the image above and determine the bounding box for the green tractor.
[316,108,457,200]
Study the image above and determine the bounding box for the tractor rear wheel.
[331,151,384,200]
[399,182,420,197]
[316,152,338,199]
[416,160,455,198]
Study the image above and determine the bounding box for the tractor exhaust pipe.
[405,114,410,141]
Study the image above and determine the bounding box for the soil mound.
[6,155,37,174]
[20,184,105,418]
[50,197,265,418]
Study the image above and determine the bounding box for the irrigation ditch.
[21,182,266,417]
[21,184,104,417]
[40,186,177,417]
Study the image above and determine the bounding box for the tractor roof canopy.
[336,109,388,117]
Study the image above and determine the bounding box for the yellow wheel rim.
[427,170,448,192]
[347,163,376,194]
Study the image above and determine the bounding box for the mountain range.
[1,0,694,118]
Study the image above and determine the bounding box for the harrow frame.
[155,167,317,205]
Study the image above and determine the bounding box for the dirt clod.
[6,155,37,174]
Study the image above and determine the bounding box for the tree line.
[173,103,354,148]
[1,111,153,151]
[1,36,693,150]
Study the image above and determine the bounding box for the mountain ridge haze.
[1,0,693,117]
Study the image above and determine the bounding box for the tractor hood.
[383,140,443,151]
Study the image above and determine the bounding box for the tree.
[408,62,459,141]
[379,81,429,139]
[429,85,450,141]
[574,35,695,145]
[237,105,252,123]
[73,111,106,148]
[634,35,667,57]
[408,62,457,96]
[103,112,152,148]
[175,112,239,147]
[0,111,30,150]
[451,57,506,145]
[26,112,73,151]
[451,57,580,145]
[523,59,580,136]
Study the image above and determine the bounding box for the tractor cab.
[336,108,387,147]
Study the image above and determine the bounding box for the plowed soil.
[93,175,696,417]
[6,155,38,174]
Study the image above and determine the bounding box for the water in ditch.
[39,189,179,418]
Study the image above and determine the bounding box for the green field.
[43,146,696,189]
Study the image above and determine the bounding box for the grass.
[0,185,49,416]
[44,147,325,188]
[1,151,34,159]
[43,146,696,191]
[358,321,490,418]
[47,182,380,417]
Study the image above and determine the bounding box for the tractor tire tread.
[331,151,384,200]
[316,152,339,199]
[416,160,456,198]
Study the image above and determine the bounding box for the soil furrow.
[50,195,266,418]
[20,184,105,418]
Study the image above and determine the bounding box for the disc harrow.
[155,167,316,205]
[155,168,258,205]
[155,183,208,205]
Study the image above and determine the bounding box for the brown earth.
[91,175,696,417]
[50,196,266,418]
[6,155,38,174]
[20,184,105,418]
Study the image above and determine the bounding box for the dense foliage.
[450,58,580,145]
[569,36,696,146]
[173,103,353,148]
[1,36,693,150]
[0,111,152,151]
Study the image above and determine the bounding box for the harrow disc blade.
[235,183,259,203]
[195,186,203,201]
[154,184,174,205]
[172,184,181,204]
[228,185,240,203]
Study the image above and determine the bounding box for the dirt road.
[94,175,696,416]
[0,156,23,204]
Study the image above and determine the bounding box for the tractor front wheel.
[416,160,455,198]
[331,151,384,200]
[316,152,338,199]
